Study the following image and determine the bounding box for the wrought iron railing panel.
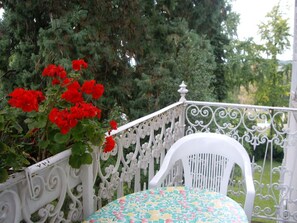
[185,101,297,222]
[0,150,86,223]
[94,102,185,209]
[0,102,185,223]
[2,95,297,222]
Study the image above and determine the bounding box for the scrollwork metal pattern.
[94,103,185,208]
[2,99,297,222]
[0,156,85,222]
[185,101,297,222]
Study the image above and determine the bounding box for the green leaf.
[81,153,92,164]
[0,142,8,154]
[89,132,101,145]
[0,168,9,183]
[24,118,34,124]
[36,115,47,128]
[87,145,94,153]
[28,122,36,130]
[4,153,18,166]
[71,142,85,155]
[26,115,47,129]
[54,132,70,144]
[26,112,37,118]
[69,154,81,168]
[48,129,59,140]
[38,140,50,149]
[85,125,95,137]
[85,125,104,145]
[71,122,84,140]
[48,143,65,154]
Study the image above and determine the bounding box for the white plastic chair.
[149,133,255,222]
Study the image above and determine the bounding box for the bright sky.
[0,2,295,60]
[232,0,294,60]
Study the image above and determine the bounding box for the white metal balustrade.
[1,83,297,222]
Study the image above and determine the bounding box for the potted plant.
[0,59,117,183]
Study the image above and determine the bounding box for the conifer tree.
[0,0,235,119]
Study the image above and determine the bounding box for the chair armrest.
[149,154,175,189]
[243,169,255,222]
[148,166,169,189]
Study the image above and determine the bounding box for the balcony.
[1,82,297,223]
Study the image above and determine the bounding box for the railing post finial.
[178,81,188,102]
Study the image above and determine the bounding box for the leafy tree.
[223,4,291,162]
[173,0,236,101]
[0,0,144,117]
[255,4,291,107]
[224,3,291,106]
[0,0,236,120]
[224,38,262,102]
[130,6,218,117]
[0,1,51,105]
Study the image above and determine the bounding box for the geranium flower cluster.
[8,59,117,154]
[8,88,45,112]
[48,102,101,134]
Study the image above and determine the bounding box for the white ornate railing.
[94,101,186,207]
[0,100,186,223]
[184,101,297,222]
[0,150,87,222]
[1,83,297,222]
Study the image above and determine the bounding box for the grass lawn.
[229,160,281,223]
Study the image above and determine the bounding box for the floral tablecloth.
[83,187,248,223]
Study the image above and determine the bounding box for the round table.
[83,186,248,223]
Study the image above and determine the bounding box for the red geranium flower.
[103,136,116,153]
[66,80,81,90]
[109,120,117,130]
[81,80,96,94]
[8,88,45,112]
[72,59,88,71]
[81,80,104,100]
[71,102,101,119]
[56,66,67,79]
[92,84,104,99]
[49,108,79,134]
[42,64,67,81]
[6,59,115,174]
[61,88,84,104]
[61,78,74,87]
[42,64,57,77]
[52,78,60,85]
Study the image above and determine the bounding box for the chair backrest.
[149,133,255,221]
[163,133,250,194]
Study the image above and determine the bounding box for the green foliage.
[171,32,216,101]
[258,5,291,58]
[131,21,217,117]
[225,3,291,107]
[173,0,234,101]
[255,4,291,107]
[0,109,31,181]
[0,0,235,120]
[0,60,116,183]
[225,39,260,94]
[0,0,238,181]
